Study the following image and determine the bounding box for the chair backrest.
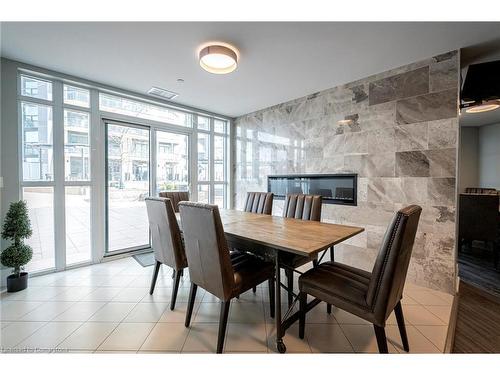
[366,205,422,321]
[459,193,499,242]
[465,187,498,195]
[158,191,189,212]
[244,192,274,215]
[179,201,235,301]
[283,194,322,221]
[145,197,186,270]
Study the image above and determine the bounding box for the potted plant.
[1,200,33,292]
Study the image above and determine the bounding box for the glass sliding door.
[156,130,189,194]
[105,122,151,253]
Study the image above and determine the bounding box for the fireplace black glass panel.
[267,174,357,206]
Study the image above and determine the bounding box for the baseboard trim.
[444,275,460,353]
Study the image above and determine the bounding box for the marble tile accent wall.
[234,50,459,293]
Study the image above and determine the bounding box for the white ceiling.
[1,22,500,117]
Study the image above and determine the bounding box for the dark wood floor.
[458,243,500,297]
[452,281,500,353]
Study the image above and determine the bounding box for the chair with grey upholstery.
[145,197,187,310]
[158,191,190,212]
[243,192,274,215]
[179,201,275,353]
[297,205,422,353]
[281,194,322,307]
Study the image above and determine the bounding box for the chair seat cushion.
[299,262,371,309]
[230,251,274,296]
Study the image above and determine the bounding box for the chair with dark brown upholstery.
[465,187,498,195]
[145,197,187,310]
[459,193,500,268]
[179,201,275,353]
[298,205,422,353]
[158,191,189,212]
[243,192,274,215]
[281,194,322,307]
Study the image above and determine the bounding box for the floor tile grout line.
[15,320,85,351]
[418,304,451,325]
[336,323,362,353]
[2,320,50,349]
[412,324,446,353]
[179,292,205,353]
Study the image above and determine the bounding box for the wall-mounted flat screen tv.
[267,174,357,206]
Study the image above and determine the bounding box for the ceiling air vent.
[147,86,179,100]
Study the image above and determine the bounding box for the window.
[21,75,53,101]
[106,123,150,253]
[23,187,55,272]
[196,118,229,207]
[158,142,173,155]
[198,184,209,203]
[64,84,90,107]
[18,71,230,272]
[132,140,149,158]
[214,119,226,133]
[65,186,91,265]
[64,109,89,129]
[197,133,210,182]
[197,116,210,131]
[132,161,149,181]
[99,93,192,127]
[214,136,225,182]
[22,102,53,181]
[64,110,90,181]
[156,131,189,193]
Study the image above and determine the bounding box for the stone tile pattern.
[234,50,459,293]
[1,257,452,353]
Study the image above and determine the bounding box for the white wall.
[458,127,479,192]
[1,59,20,288]
[479,123,500,189]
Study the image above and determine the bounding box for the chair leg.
[268,278,275,319]
[217,300,231,353]
[149,261,161,295]
[184,282,198,327]
[373,325,389,353]
[298,291,307,339]
[170,269,182,310]
[252,286,257,293]
[285,269,294,307]
[394,301,409,352]
[326,303,332,314]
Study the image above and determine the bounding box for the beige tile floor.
[1,257,453,354]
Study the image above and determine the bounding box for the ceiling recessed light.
[199,44,238,74]
[337,119,353,125]
[465,100,500,113]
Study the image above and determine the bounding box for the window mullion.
[52,80,66,270]
[210,119,215,204]
[191,115,198,201]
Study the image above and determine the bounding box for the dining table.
[177,208,364,353]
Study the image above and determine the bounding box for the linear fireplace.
[267,174,357,206]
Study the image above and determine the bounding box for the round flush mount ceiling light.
[465,100,500,113]
[198,43,239,74]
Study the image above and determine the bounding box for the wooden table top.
[177,209,364,257]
